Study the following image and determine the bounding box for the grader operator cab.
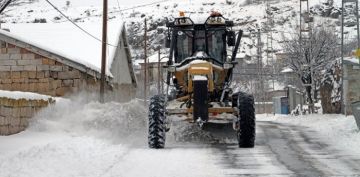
[148,12,255,149]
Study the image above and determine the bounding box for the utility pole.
[100,0,108,103]
[341,0,345,115]
[300,0,314,113]
[157,49,161,94]
[144,18,148,106]
[265,0,275,114]
[299,0,313,42]
[341,0,360,115]
[256,28,265,113]
[265,0,274,66]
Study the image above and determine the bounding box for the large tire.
[193,79,208,122]
[235,92,256,148]
[148,95,166,149]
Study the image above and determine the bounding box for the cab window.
[175,30,193,63]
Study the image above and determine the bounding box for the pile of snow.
[29,94,147,143]
[0,90,54,100]
[257,114,360,154]
[0,94,226,177]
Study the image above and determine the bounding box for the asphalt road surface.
[201,120,360,176]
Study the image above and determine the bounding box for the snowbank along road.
[0,97,360,177]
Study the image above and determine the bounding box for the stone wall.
[0,97,54,135]
[344,62,360,115]
[255,103,273,114]
[0,41,106,97]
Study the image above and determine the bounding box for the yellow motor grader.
[148,12,255,149]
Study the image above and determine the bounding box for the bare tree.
[281,27,339,113]
[320,59,341,113]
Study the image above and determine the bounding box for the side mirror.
[227,31,236,46]
[165,37,171,48]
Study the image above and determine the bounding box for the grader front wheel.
[148,95,166,149]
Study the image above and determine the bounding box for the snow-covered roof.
[237,52,247,59]
[268,81,286,91]
[344,57,360,65]
[0,20,124,77]
[138,53,169,64]
[0,90,53,100]
[281,67,294,73]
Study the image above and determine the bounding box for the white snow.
[175,60,222,71]
[267,80,285,91]
[0,94,360,176]
[1,21,123,76]
[1,0,360,176]
[0,90,53,100]
[193,75,208,81]
[344,57,360,65]
[281,67,294,73]
[0,96,224,177]
[257,114,360,155]
[191,66,210,70]
[137,53,169,64]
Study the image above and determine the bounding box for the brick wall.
[0,97,54,135]
[0,41,104,97]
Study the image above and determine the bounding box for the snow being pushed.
[30,93,147,143]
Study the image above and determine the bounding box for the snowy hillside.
[2,0,357,65]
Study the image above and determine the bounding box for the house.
[133,53,168,97]
[137,53,168,84]
[275,52,289,65]
[343,57,360,115]
[0,22,136,102]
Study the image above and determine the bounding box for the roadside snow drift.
[0,95,224,177]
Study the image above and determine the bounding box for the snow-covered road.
[1,99,360,177]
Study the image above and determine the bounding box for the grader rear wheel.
[235,92,256,148]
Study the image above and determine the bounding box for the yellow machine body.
[174,61,227,94]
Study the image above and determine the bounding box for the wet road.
[208,121,360,176]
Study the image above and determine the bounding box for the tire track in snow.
[260,121,360,176]
[209,123,294,177]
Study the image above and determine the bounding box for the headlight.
[223,63,233,69]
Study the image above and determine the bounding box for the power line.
[116,0,121,11]
[0,0,12,14]
[45,0,172,47]
[114,0,126,22]
[45,0,117,47]
[115,0,171,13]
